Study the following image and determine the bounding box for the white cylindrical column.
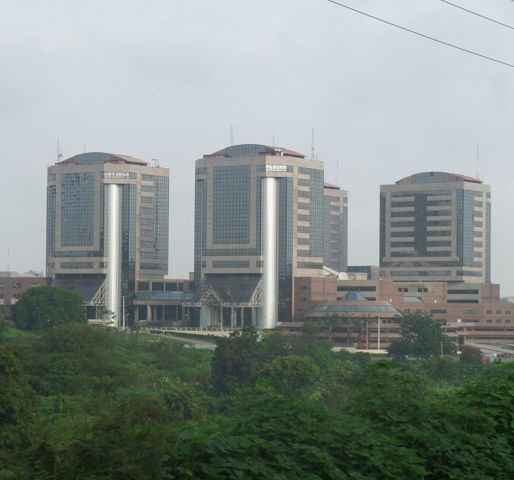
[261,177,278,329]
[106,183,121,327]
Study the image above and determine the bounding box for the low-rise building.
[0,271,50,307]
[293,276,514,347]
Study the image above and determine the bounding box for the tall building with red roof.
[191,144,337,328]
[46,152,169,326]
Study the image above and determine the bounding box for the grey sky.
[1,0,513,292]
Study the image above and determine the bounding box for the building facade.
[193,144,328,327]
[0,272,49,307]
[380,172,491,283]
[46,152,169,326]
[323,183,348,272]
[293,276,514,347]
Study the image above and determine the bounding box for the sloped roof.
[57,152,148,166]
[396,171,481,185]
[204,144,305,159]
[188,275,262,306]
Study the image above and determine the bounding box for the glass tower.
[46,152,169,325]
[379,172,491,283]
[323,184,348,272]
[193,144,326,326]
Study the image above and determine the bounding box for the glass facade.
[194,146,326,322]
[323,189,348,271]
[277,177,293,321]
[297,168,324,264]
[61,172,96,246]
[213,165,251,244]
[381,173,490,282]
[47,153,169,301]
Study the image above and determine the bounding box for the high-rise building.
[46,152,169,325]
[380,172,491,283]
[323,183,348,272]
[192,144,327,327]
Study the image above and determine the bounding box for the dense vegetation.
[10,285,86,331]
[1,311,513,479]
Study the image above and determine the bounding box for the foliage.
[2,325,514,479]
[388,311,455,358]
[26,324,125,395]
[11,285,86,331]
[0,346,36,477]
[210,327,261,395]
[167,390,425,479]
[460,344,482,364]
[0,347,35,442]
[259,354,320,397]
[29,389,173,479]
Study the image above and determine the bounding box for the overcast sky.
[1,0,513,293]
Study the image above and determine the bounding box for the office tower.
[323,183,348,272]
[380,172,491,283]
[192,144,325,327]
[46,152,169,325]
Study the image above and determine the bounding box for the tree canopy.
[388,311,455,359]
[1,322,513,479]
[11,285,86,331]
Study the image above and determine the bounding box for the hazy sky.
[1,0,513,293]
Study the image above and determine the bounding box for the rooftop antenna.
[230,125,234,146]
[272,134,275,147]
[476,144,480,180]
[57,139,63,162]
[336,159,340,187]
[311,127,315,160]
[7,246,10,273]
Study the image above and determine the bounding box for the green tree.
[259,355,319,397]
[11,285,86,331]
[27,323,123,395]
[459,345,482,364]
[166,391,425,479]
[319,314,340,343]
[388,311,455,358]
[211,327,261,395]
[0,346,35,474]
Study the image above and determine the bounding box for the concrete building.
[191,144,329,328]
[0,271,49,307]
[46,152,169,326]
[293,276,514,347]
[132,276,194,325]
[323,183,348,272]
[380,172,491,283]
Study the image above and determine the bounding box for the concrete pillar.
[261,177,278,329]
[106,184,121,327]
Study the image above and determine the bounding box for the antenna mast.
[311,127,315,159]
[476,144,480,180]
[57,139,63,161]
[230,125,234,146]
